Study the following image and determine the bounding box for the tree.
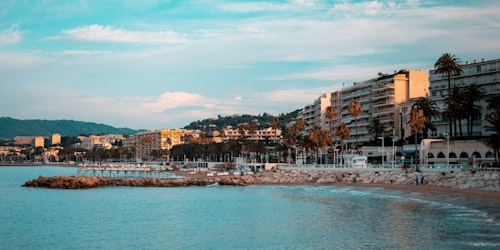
[289,118,306,163]
[461,84,484,136]
[308,124,330,164]
[237,124,246,140]
[484,109,500,165]
[335,123,350,155]
[412,97,440,138]
[271,117,280,141]
[368,117,386,142]
[324,106,337,162]
[246,121,258,139]
[348,101,362,149]
[443,86,463,137]
[486,94,500,112]
[407,109,426,171]
[434,53,462,135]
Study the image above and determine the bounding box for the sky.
[1,0,499,130]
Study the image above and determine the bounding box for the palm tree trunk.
[355,118,358,150]
[415,132,419,172]
[448,73,453,136]
[458,119,463,137]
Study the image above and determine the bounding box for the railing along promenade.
[77,163,180,178]
[274,163,500,172]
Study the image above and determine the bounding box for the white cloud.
[219,0,324,13]
[0,24,22,44]
[142,92,215,113]
[54,24,189,44]
[56,50,109,56]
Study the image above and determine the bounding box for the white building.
[428,58,500,137]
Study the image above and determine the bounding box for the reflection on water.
[0,167,499,249]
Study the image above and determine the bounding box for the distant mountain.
[183,110,300,133]
[0,117,142,139]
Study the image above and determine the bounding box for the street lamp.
[378,136,384,167]
[442,133,450,169]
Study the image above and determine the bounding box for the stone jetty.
[23,169,500,191]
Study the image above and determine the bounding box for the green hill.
[183,110,300,133]
[0,117,142,139]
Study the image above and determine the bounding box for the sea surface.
[1,166,499,249]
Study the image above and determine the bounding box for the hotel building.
[219,126,282,142]
[428,58,500,137]
[123,129,185,161]
[297,92,332,133]
[296,69,429,147]
[344,69,428,145]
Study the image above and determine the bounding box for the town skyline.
[1,0,499,130]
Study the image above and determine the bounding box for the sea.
[1,166,499,250]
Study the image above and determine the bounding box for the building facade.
[428,58,500,137]
[32,137,45,148]
[219,126,282,142]
[341,69,429,145]
[123,129,185,161]
[51,133,61,146]
[298,92,332,133]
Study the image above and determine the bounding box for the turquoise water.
[1,166,499,249]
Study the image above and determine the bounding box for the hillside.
[183,110,300,133]
[0,117,142,139]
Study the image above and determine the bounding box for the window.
[485,151,494,158]
[449,152,457,158]
[460,152,469,158]
[437,152,445,158]
[427,152,434,158]
[472,152,481,158]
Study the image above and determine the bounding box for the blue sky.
[1,0,499,130]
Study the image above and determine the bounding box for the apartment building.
[123,129,185,161]
[219,126,282,142]
[14,136,34,145]
[297,92,332,133]
[428,58,500,137]
[32,137,45,148]
[341,69,429,145]
[51,133,61,146]
[78,134,125,150]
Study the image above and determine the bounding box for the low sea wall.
[23,169,499,191]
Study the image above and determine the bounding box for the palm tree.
[348,101,362,149]
[486,94,500,112]
[412,97,440,138]
[271,117,280,141]
[407,109,426,171]
[237,124,246,140]
[484,109,500,165]
[324,107,336,162]
[443,86,463,137]
[462,84,484,136]
[246,121,258,139]
[289,118,306,163]
[308,124,330,164]
[368,117,386,142]
[434,53,462,135]
[335,123,350,155]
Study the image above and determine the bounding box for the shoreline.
[330,182,500,204]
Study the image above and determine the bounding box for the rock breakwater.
[23,169,500,191]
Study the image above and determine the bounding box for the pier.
[76,163,180,179]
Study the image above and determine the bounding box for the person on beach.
[420,176,425,185]
[415,176,419,186]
